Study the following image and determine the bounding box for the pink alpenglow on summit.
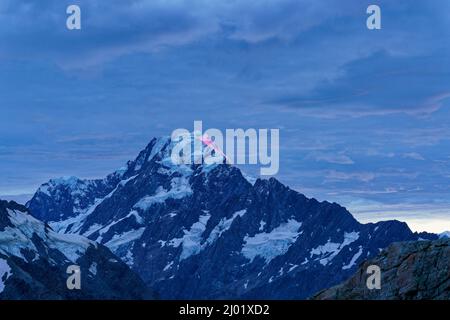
[171,121,279,175]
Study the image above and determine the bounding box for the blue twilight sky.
[1,0,450,232]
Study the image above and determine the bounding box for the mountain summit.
[27,136,423,299]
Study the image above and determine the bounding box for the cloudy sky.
[1,0,450,232]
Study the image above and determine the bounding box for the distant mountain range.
[0,200,153,299]
[0,194,33,205]
[22,135,439,299]
[440,231,450,239]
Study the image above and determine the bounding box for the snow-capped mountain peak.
[127,133,223,175]
[28,135,224,226]
[27,135,425,299]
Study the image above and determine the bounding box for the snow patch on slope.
[168,213,211,260]
[0,258,12,293]
[206,210,246,245]
[0,208,96,263]
[134,177,192,211]
[104,227,146,253]
[241,219,302,263]
[342,246,363,270]
[310,231,360,266]
[50,175,139,234]
[148,137,171,162]
[84,209,143,242]
[103,227,146,266]
[89,262,97,276]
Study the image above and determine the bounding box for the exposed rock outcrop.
[314,239,450,300]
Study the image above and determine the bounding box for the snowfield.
[168,213,211,260]
[0,258,11,293]
[310,231,360,266]
[0,208,96,263]
[241,219,302,263]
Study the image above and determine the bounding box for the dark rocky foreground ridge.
[25,135,437,299]
[314,239,450,300]
[0,200,153,299]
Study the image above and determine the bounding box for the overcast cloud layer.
[1,0,450,232]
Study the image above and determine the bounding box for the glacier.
[241,219,302,263]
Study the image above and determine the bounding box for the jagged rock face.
[313,239,450,300]
[0,200,153,300]
[415,231,439,241]
[27,136,422,299]
[27,172,125,223]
